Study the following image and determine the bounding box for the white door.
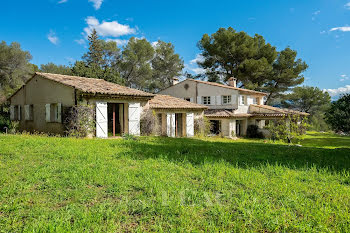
[96,102,108,138]
[186,113,194,137]
[167,113,175,137]
[128,102,141,136]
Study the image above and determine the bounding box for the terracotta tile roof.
[36,72,154,98]
[187,79,268,96]
[205,109,252,118]
[149,94,207,110]
[250,104,309,116]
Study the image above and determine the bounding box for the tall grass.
[0,133,349,232]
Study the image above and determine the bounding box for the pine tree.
[82,29,103,66]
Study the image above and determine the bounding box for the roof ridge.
[186,79,267,95]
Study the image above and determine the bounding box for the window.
[185,98,191,102]
[46,103,62,123]
[202,96,211,105]
[222,95,232,104]
[240,95,245,105]
[24,105,34,121]
[253,97,259,105]
[10,105,21,121]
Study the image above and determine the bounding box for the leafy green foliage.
[282,86,331,131]
[197,28,308,103]
[119,37,155,89]
[325,94,350,133]
[150,41,184,92]
[40,62,72,75]
[0,41,34,99]
[0,133,349,231]
[265,115,308,143]
[64,105,95,138]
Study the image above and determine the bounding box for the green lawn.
[0,132,349,232]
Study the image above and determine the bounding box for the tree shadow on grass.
[114,137,350,172]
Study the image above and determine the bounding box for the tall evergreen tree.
[82,29,103,66]
[150,40,184,92]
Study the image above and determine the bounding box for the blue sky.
[1,0,350,97]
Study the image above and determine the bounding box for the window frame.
[240,95,246,105]
[222,95,232,105]
[202,96,211,105]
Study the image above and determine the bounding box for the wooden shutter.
[10,105,15,120]
[96,102,108,138]
[216,96,221,105]
[17,105,21,120]
[24,105,30,120]
[45,104,51,122]
[128,102,141,136]
[186,113,194,137]
[197,96,201,104]
[57,103,62,123]
[231,95,236,105]
[166,113,175,137]
[210,96,216,105]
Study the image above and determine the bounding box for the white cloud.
[190,54,204,65]
[312,10,320,21]
[106,38,128,46]
[345,2,350,9]
[324,85,350,96]
[75,39,85,45]
[47,30,59,45]
[88,0,103,10]
[83,16,136,38]
[340,74,349,82]
[330,26,350,32]
[341,74,347,78]
[58,0,68,3]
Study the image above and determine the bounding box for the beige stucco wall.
[159,80,264,112]
[10,75,75,134]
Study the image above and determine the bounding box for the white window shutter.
[57,103,62,123]
[216,96,221,105]
[45,104,51,122]
[10,105,15,120]
[210,96,215,105]
[197,96,201,104]
[186,113,194,137]
[24,105,29,120]
[128,102,141,136]
[166,113,175,137]
[17,105,21,120]
[96,102,108,138]
[231,95,236,105]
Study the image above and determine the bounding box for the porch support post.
[113,103,116,137]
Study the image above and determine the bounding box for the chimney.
[172,77,179,85]
[228,77,237,87]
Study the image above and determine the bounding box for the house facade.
[159,78,308,137]
[8,72,206,138]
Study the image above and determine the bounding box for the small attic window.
[184,83,189,90]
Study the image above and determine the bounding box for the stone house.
[8,72,206,138]
[159,77,309,137]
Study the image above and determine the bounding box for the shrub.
[194,116,211,136]
[265,115,308,143]
[246,125,264,138]
[325,94,350,134]
[0,104,10,132]
[64,105,95,138]
[140,109,161,136]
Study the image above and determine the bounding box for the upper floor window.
[240,95,245,105]
[222,95,232,104]
[253,97,258,105]
[202,96,211,105]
